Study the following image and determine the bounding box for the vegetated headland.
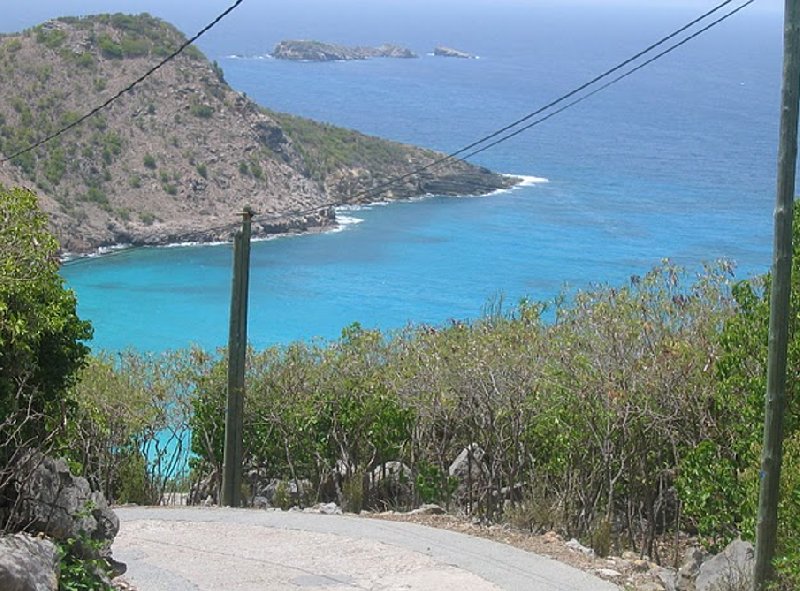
[271,39,418,61]
[0,13,514,255]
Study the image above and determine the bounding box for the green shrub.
[11,151,35,176]
[36,27,67,49]
[342,475,364,513]
[190,104,214,119]
[143,154,156,169]
[273,481,291,510]
[84,187,108,205]
[591,517,612,558]
[677,440,753,550]
[97,34,123,59]
[184,45,203,60]
[249,161,263,180]
[676,206,800,579]
[504,485,562,534]
[62,351,198,506]
[115,449,152,505]
[415,463,458,506]
[57,535,113,591]
[44,149,66,185]
[4,39,22,53]
[120,36,149,58]
[211,60,225,83]
[73,52,95,68]
[0,187,91,483]
[60,111,81,127]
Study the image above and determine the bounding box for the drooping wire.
[0,0,247,164]
[239,0,757,231]
[460,0,758,161]
[433,0,743,166]
[9,0,754,245]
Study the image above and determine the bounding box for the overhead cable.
[245,0,757,228]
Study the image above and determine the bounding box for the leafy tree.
[0,186,92,470]
[678,205,800,587]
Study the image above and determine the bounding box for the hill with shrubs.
[0,13,513,254]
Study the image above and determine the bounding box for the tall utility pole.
[221,207,253,508]
[754,1,800,588]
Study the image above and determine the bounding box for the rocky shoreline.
[272,40,418,61]
[61,174,525,259]
[434,46,477,59]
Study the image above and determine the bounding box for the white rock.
[0,533,59,591]
[594,568,623,578]
[409,504,446,516]
[696,539,754,591]
[319,502,341,515]
[566,538,595,556]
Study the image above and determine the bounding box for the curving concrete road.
[114,507,620,591]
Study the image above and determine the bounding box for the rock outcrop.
[0,533,59,591]
[660,540,754,591]
[449,443,489,501]
[6,452,123,575]
[695,540,753,591]
[434,46,476,59]
[272,40,417,61]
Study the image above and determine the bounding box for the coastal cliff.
[0,15,512,254]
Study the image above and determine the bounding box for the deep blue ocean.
[7,0,787,352]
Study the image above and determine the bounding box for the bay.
[9,1,785,351]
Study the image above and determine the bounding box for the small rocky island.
[434,46,476,59]
[273,40,417,61]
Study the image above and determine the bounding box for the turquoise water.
[14,1,787,351]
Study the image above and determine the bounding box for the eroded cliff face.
[0,14,514,254]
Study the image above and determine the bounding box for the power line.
[460,0,757,161]
[242,0,755,230]
[437,0,743,165]
[25,0,753,246]
[0,0,246,164]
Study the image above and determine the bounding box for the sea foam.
[513,175,549,186]
[330,214,365,233]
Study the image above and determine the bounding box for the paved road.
[114,507,620,591]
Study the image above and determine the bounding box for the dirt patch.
[366,512,683,590]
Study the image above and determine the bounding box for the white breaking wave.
[513,174,549,186]
[326,209,366,234]
[224,53,273,60]
[482,174,550,197]
[337,214,365,225]
[61,243,132,262]
[161,240,228,249]
[336,203,369,212]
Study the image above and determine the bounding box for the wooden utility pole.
[754,1,800,588]
[221,207,253,507]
